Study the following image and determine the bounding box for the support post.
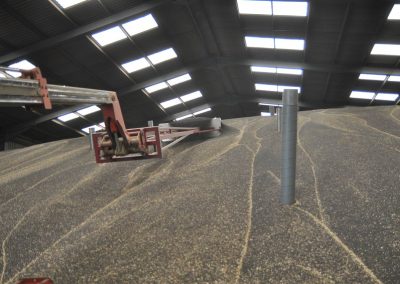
[269,105,275,116]
[280,89,298,205]
[89,127,95,150]
[277,107,281,133]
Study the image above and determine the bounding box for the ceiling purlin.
[0,0,170,63]
[185,0,247,117]
[321,1,352,103]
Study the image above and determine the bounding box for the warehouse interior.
[0,0,399,283]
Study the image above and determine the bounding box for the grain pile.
[0,106,399,283]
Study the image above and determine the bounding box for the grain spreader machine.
[0,66,221,163]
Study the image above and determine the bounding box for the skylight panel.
[82,124,104,134]
[237,0,272,15]
[251,66,277,73]
[358,74,386,81]
[7,60,36,77]
[245,36,304,50]
[175,114,193,121]
[259,103,282,107]
[245,36,274,48]
[275,38,305,50]
[261,112,272,116]
[148,48,177,65]
[371,44,400,56]
[122,57,151,73]
[375,93,398,101]
[255,83,278,92]
[160,98,182,109]
[180,91,202,102]
[167,74,191,86]
[272,1,308,16]
[277,67,303,75]
[58,113,79,122]
[193,108,211,116]
[256,83,300,93]
[92,26,127,47]
[388,75,400,82]
[0,72,5,78]
[277,85,301,93]
[349,91,375,100]
[145,82,169,93]
[251,66,303,75]
[388,4,400,20]
[122,14,158,36]
[55,0,88,9]
[77,105,101,116]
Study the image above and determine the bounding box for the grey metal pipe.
[280,89,298,205]
[0,77,114,106]
[277,107,281,133]
[89,128,95,150]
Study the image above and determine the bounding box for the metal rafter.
[0,0,170,63]
[321,2,352,103]
[185,0,247,117]
[46,0,168,116]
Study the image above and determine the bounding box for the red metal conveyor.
[0,66,221,163]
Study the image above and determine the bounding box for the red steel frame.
[7,67,220,164]
[93,126,162,163]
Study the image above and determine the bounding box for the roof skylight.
[193,108,212,115]
[277,85,301,92]
[251,66,303,75]
[245,36,274,48]
[122,57,151,73]
[255,83,301,93]
[237,1,308,16]
[92,26,127,47]
[122,14,158,36]
[388,75,400,82]
[180,91,202,102]
[358,74,387,81]
[77,105,101,116]
[58,113,79,122]
[0,72,6,78]
[272,1,308,16]
[371,44,400,56]
[237,0,272,15]
[261,112,272,117]
[7,60,36,77]
[175,114,193,121]
[148,48,177,65]
[277,67,303,75]
[82,124,105,134]
[143,74,192,94]
[255,83,278,92]
[160,98,182,109]
[375,93,399,101]
[145,82,169,93]
[388,4,400,20]
[55,0,88,9]
[259,103,282,107]
[245,36,304,50]
[349,91,375,100]
[167,74,191,86]
[275,38,305,50]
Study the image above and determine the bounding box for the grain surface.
[0,106,399,283]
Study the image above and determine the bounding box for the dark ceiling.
[0,0,399,146]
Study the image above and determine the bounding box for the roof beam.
[0,0,170,64]
[2,105,89,140]
[119,56,400,96]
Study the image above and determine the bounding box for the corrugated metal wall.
[4,140,25,150]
